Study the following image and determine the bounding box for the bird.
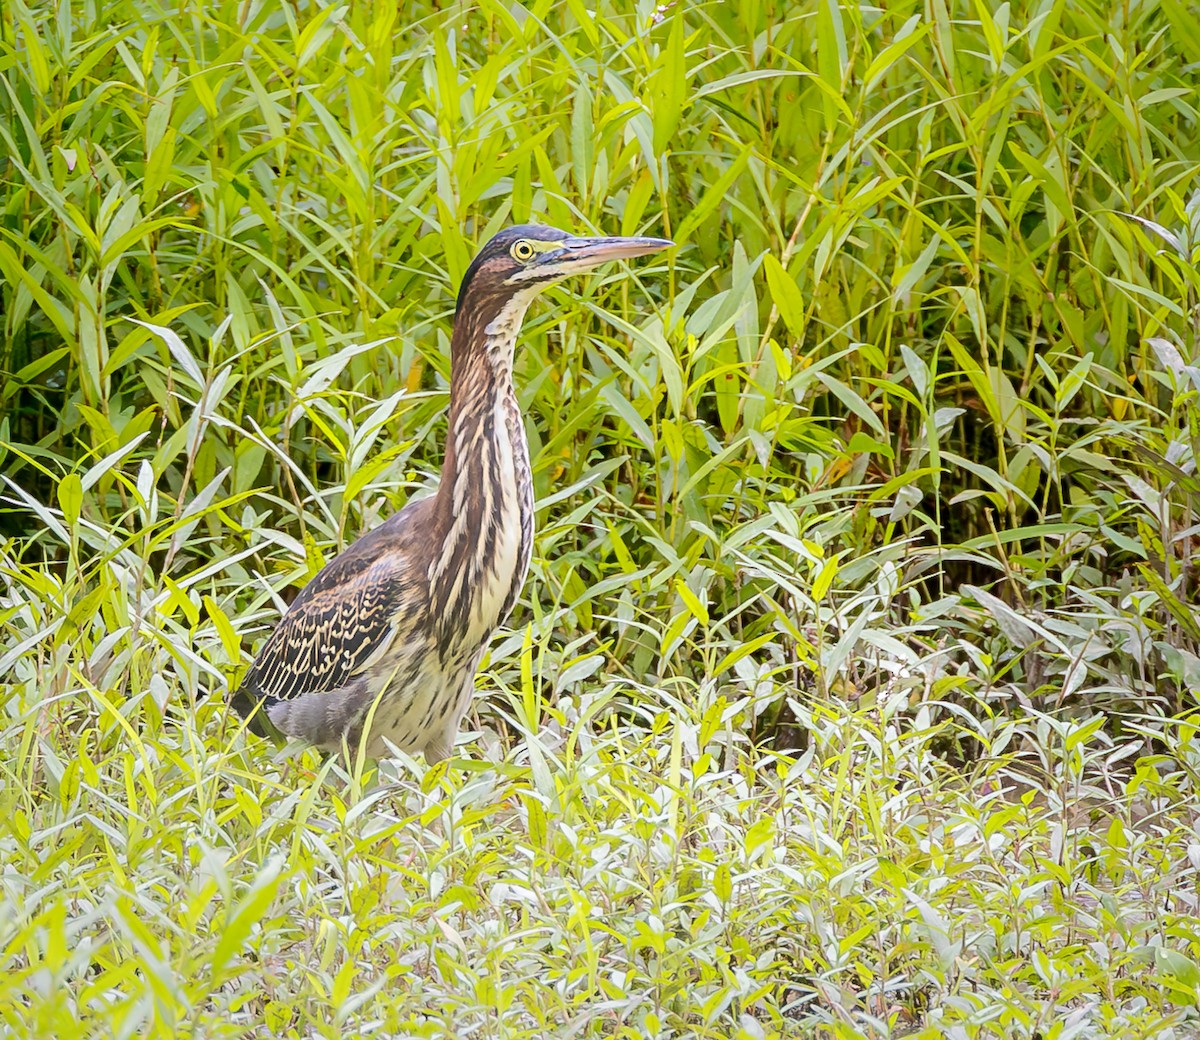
[230,224,672,762]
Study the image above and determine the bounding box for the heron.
[230,224,672,761]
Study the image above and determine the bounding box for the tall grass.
[2,0,1200,1035]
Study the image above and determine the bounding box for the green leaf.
[674,578,708,626]
[674,146,750,245]
[650,12,687,153]
[846,431,894,459]
[892,232,942,303]
[745,818,774,862]
[694,68,809,99]
[570,83,595,205]
[713,863,732,904]
[863,20,928,90]
[210,857,287,979]
[762,254,805,339]
[57,473,82,527]
[811,555,839,601]
[816,0,848,132]
[130,318,204,386]
[203,595,241,664]
[598,381,654,451]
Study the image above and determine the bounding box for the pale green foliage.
[2,0,1200,1035]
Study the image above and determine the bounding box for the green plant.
[3,0,1200,1035]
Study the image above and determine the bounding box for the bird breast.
[471,392,531,633]
[430,381,534,658]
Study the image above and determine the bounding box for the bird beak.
[554,235,674,268]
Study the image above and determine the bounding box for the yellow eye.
[510,240,536,262]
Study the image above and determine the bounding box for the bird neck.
[441,288,537,486]
[427,289,537,653]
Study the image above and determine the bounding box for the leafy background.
[3,0,1200,1035]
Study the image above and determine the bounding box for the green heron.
[231,224,671,761]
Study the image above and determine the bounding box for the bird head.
[456,224,672,315]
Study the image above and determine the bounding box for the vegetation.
[2,0,1200,1035]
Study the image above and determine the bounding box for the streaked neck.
[440,287,536,491]
[428,289,537,653]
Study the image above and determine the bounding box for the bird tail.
[228,686,282,741]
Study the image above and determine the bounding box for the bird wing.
[236,529,418,707]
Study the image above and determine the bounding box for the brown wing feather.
[233,513,426,712]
